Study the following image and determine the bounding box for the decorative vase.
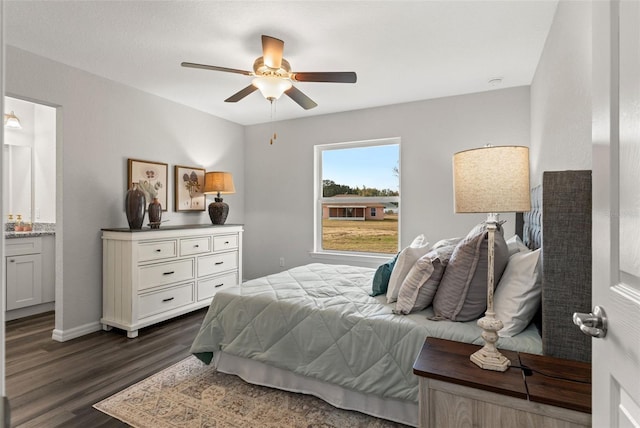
[208,196,229,225]
[125,183,146,230]
[148,197,162,228]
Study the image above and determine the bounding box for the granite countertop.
[5,230,56,239]
[4,222,56,239]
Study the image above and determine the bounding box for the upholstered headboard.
[519,170,592,363]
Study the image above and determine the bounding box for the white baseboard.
[6,302,55,321]
[51,321,102,342]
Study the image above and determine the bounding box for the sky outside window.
[322,144,399,192]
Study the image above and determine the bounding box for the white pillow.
[386,234,430,303]
[506,234,529,257]
[494,249,542,337]
[393,243,456,314]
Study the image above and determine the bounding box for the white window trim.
[312,137,401,262]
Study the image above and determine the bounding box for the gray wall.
[6,46,245,338]
[244,87,531,280]
[530,0,592,187]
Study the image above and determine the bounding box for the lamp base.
[470,312,511,372]
[208,197,229,225]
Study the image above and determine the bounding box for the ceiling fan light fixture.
[252,76,292,101]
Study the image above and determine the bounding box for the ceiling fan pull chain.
[270,99,277,145]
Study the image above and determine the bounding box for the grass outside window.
[322,214,398,254]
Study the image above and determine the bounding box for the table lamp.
[203,171,235,225]
[452,145,531,371]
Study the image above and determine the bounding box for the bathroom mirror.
[3,144,32,222]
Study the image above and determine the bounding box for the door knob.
[573,306,607,338]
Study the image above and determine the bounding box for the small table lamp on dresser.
[452,145,531,371]
[204,171,235,225]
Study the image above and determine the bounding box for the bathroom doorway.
[3,96,57,321]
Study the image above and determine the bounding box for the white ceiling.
[4,1,558,126]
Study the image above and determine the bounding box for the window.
[314,138,400,256]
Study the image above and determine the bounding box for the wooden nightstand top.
[413,337,591,414]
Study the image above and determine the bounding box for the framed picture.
[127,158,168,211]
[174,165,206,212]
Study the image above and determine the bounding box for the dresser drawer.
[197,272,238,301]
[138,240,177,262]
[139,259,195,291]
[213,234,238,251]
[138,282,194,318]
[180,236,212,256]
[198,251,238,277]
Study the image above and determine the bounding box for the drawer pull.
[163,271,175,275]
[215,261,224,265]
[194,244,199,248]
[224,241,230,244]
[9,259,15,263]
[214,283,224,288]
[162,297,175,302]
[155,249,162,252]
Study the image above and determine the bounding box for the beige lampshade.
[203,171,236,195]
[453,146,531,213]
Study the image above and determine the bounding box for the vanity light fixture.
[4,111,22,129]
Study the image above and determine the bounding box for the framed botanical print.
[127,158,168,211]
[174,165,206,212]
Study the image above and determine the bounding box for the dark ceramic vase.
[125,183,146,229]
[208,197,229,225]
[148,197,162,228]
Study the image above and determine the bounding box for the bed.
[190,170,592,427]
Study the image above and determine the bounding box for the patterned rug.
[94,356,408,427]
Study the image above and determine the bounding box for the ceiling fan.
[181,35,357,110]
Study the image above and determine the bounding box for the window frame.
[312,137,401,264]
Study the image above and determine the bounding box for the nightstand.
[413,337,591,428]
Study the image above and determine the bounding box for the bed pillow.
[431,236,462,250]
[432,222,509,321]
[393,243,457,314]
[386,234,430,303]
[370,254,399,297]
[506,234,529,257]
[494,249,542,337]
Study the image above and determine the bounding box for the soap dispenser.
[15,214,23,232]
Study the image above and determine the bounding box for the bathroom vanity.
[5,228,56,320]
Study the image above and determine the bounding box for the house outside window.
[314,138,400,256]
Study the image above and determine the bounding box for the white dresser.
[101,224,243,338]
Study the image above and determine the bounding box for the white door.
[592,0,640,426]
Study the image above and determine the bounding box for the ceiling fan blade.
[291,72,357,83]
[225,85,259,103]
[262,35,284,69]
[285,86,318,110]
[181,62,252,76]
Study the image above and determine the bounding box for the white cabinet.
[101,225,243,338]
[6,253,42,310]
[5,236,55,316]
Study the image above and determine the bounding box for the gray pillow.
[432,222,509,322]
[393,243,457,314]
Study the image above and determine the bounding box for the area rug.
[94,355,407,427]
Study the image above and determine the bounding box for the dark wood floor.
[5,309,208,428]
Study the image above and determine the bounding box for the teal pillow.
[370,254,399,297]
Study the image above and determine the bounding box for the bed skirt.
[213,351,418,427]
